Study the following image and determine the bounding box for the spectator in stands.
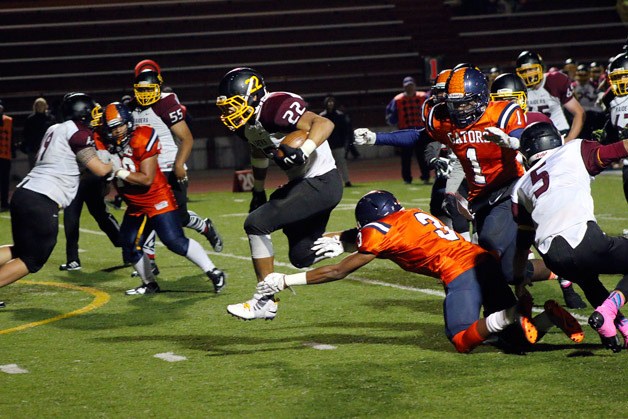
[341,104,360,160]
[0,100,13,212]
[573,64,606,139]
[320,95,353,187]
[386,76,430,184]
[21,97,55,169]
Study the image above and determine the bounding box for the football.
[276,130,309,158]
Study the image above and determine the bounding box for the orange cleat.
[517,313,538,344]
[544,299,584,343]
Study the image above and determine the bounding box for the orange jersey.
[357,209,492,285]
[114,126,176,217]
[426,101,526,201]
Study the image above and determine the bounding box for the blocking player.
[101,102,225,295]
[0,93,113,304]
[511,122,628,351]
[130,60,223,277]
[215,67,342,320]
[515,50,585,142]
[257,190,540,353]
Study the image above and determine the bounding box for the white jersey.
[18,120,93,208]
[512,138,594,253]
[245,91,336,181]
[608,94,628,129]
[132,92,185,172]
[527,71,575,132]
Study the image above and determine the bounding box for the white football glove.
[109,153,122,172]
[429,157,451,179]
[311,235,344,259]
[483,127,520,150]
[353,128,376,146]
[256,272,286,296]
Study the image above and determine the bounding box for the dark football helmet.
[216,67,267,131]
[61,92,96,123]
[355,190,403,229]
[134,70,164,107]
[516,51,544,88]
[430,69,452,102]
[519,122,563,166]
[489,73,528,112]
[609,52,628,96]
[102,102,134,152]
[445,67,489,128]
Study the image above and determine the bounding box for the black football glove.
[272,144,308,170]
[249,190,267,213]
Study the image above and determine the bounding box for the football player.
[101,102,225,295]
[512,122,628,352]
[0,93,113,303]
[59,103,122,271]
[215,67,342,320]
[130,60,223,277]
[256,190,545,353]
[515,50,585,142]
[597,51,628,233]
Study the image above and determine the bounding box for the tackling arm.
[170,120,194,180]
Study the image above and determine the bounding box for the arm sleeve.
[581,139,628,175]
[376,129,422,147]
[385,99,398,126]
[424,139,442,163]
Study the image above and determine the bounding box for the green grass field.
[1,173,627,418]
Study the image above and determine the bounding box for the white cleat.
[227,297,278,321]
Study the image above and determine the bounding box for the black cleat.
[203,218,223,252]
[206,268,226,293]
[59,260,81,271]
[125,282,160,296]
[561,284,587,309]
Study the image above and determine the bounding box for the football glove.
[353,128,376,145]
[256,272,286,296]
[249,190,267,213]
[483,127,520,150]
[272,144,308,170]
[429,157,451,179]
[311,235,344,259]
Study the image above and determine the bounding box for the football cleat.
[227,297,277,321]
[131,260,160,278]
[588,309,617,338]
[544,299,584,343]
[59,260,81,271]
[561,283,587,309]
[206,268,226,293]
[203,218,223,253]
[125,282,160,296]
[0,301,5,308]
[516,313,538,345]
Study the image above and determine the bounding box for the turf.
[0,172,627,418]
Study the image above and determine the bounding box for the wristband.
[251,157,269,169]
[115,169,131,180]
[300,139,317,158]
[284,272,308,287]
